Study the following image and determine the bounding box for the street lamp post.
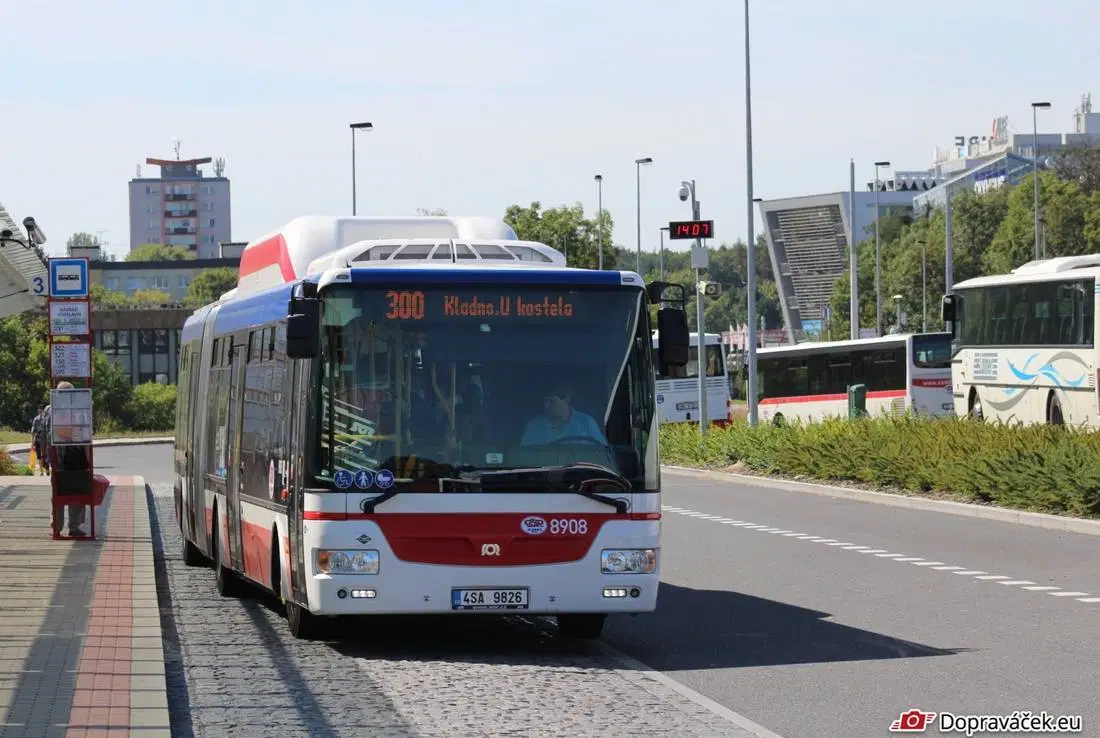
[873,160,890,337]
[921,203,931,333]
[1031,102,1051,261]
[744,0,759,426]
[349,121,373,215]
[679,180,708,436]
[594,174,604,269]
[634,157,653,274]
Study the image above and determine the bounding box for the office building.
[128,155,232,258]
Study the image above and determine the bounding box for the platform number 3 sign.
[32,275,48,296]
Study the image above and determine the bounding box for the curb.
[662,465,1100,538]
[120,474,172,734]
[3,437,174,453]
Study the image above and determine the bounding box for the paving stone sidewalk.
[0,475,171,738]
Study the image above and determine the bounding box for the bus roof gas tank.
[235,215,525,298]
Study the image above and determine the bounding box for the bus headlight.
[316,549,380,575]
[601,549,656,574]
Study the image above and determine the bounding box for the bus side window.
[1073,285,1091,349]
[1011,293,1029,345]
[850,350,870,388]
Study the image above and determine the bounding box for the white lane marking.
[661,504,1096,605]
[595,642,789,738]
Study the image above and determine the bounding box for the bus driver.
[520,381,606,446]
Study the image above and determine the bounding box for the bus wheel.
[285,601,321,640]
[1048,394,1065,425]
[557,614,606,640]
[772,413,786,427]
[212,510,241,598]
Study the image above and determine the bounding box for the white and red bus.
[755,332,954,424]
[652,332,733,425]
[173,215,690,640]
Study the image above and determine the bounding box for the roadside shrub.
[0,450,19,476]
[659,415,1100,520]
[126,382,177,432]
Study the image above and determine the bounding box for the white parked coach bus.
[652,331,732,425]
[941,254,1098,426]
[173,215,691,640]
[755,332,954,424]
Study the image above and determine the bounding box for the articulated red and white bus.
[173,215,691,641]
[755,332,954,424]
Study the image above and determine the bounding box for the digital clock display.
[667,219,714,240]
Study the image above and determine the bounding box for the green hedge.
[126,382,177,432]
[659,416,1100,520]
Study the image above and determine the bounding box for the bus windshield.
[656,344,724,379]
[315,285,655,492]
[912,333,951,369]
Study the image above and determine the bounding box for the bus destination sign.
[385,291,576,320]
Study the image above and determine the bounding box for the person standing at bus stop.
[31,404,49,475]
[44,381,88,536]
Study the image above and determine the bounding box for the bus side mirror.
[286,298,320,359]
[656,307,690,368]
[941,294,956,323]
[940,294,958,338]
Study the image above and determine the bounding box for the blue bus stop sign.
[49,259,89,299]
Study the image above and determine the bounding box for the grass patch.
[659,415,1100,520]
[0,428,172,446]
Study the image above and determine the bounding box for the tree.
[132,289,173,306]
[503,201,612,270]
[91,352,135,431]
[824,155,1100,338]
[126,244,195,262]
[1051,145,1100,195]
[89,284,131,309]
[184,267,238,306]
[0,314,133,432]
[66,232,104,251]
[126,382,176,431]
[0,315,50,430]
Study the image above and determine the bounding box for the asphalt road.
[72,444,767,738]
[69,444,1098,737]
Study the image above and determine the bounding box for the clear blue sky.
[1,0,1097,260]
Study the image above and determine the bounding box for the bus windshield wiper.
[475,463,630,513]
[359,464,631,514]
